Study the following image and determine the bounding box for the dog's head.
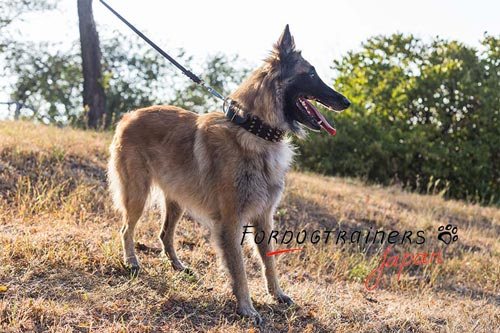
[270,25,350,135]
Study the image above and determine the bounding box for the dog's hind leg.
[159,200,186,271]
[121,202,147,272]
[254,212,294,306]
[117,158,150,273]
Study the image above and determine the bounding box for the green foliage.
[2,33,247,127]
[3,41,82,125]
[296,34,500,205]
[99,33,177,126]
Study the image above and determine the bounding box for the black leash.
[99,0,285,143]
[99,0,224,101]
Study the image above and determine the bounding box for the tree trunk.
[77,0,106,129]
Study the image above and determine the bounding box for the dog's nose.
[342,97,351,108]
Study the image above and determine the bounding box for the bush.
[296,34,499,205]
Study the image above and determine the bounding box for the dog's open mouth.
[296,97,337,136]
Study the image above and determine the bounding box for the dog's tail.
[107,135,126,213]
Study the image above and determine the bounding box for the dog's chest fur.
[235,141,294,219]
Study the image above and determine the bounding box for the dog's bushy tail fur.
[107,137,126,213]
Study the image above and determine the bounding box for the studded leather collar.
[224,102,285,143]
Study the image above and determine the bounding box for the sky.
[2,0,500,113]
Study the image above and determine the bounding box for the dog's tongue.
[300,98,337,136]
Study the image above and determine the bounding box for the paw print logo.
[437,224,458,245]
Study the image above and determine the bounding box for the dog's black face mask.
[275,25,351,135]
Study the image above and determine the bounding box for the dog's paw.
[122,257,140,277]
[122,263,140,277]
[129,265,140,277]
[437,224,458,245]
[237,305,263,326]
[276,293,294,306]
[161,252,191,273]
[171,259,188,272]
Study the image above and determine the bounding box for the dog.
[108,25,350,324]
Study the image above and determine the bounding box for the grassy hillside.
[0,121,498,332]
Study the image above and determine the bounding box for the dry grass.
[0,121,499,332]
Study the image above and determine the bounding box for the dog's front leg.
[254,212,294,306]
[214,221,262,324]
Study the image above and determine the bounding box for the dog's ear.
[274,24,295,59]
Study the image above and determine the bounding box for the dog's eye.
[309,69,316,78]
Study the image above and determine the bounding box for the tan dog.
[108,25,350,324]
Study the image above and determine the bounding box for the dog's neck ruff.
[224,102,285,143]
